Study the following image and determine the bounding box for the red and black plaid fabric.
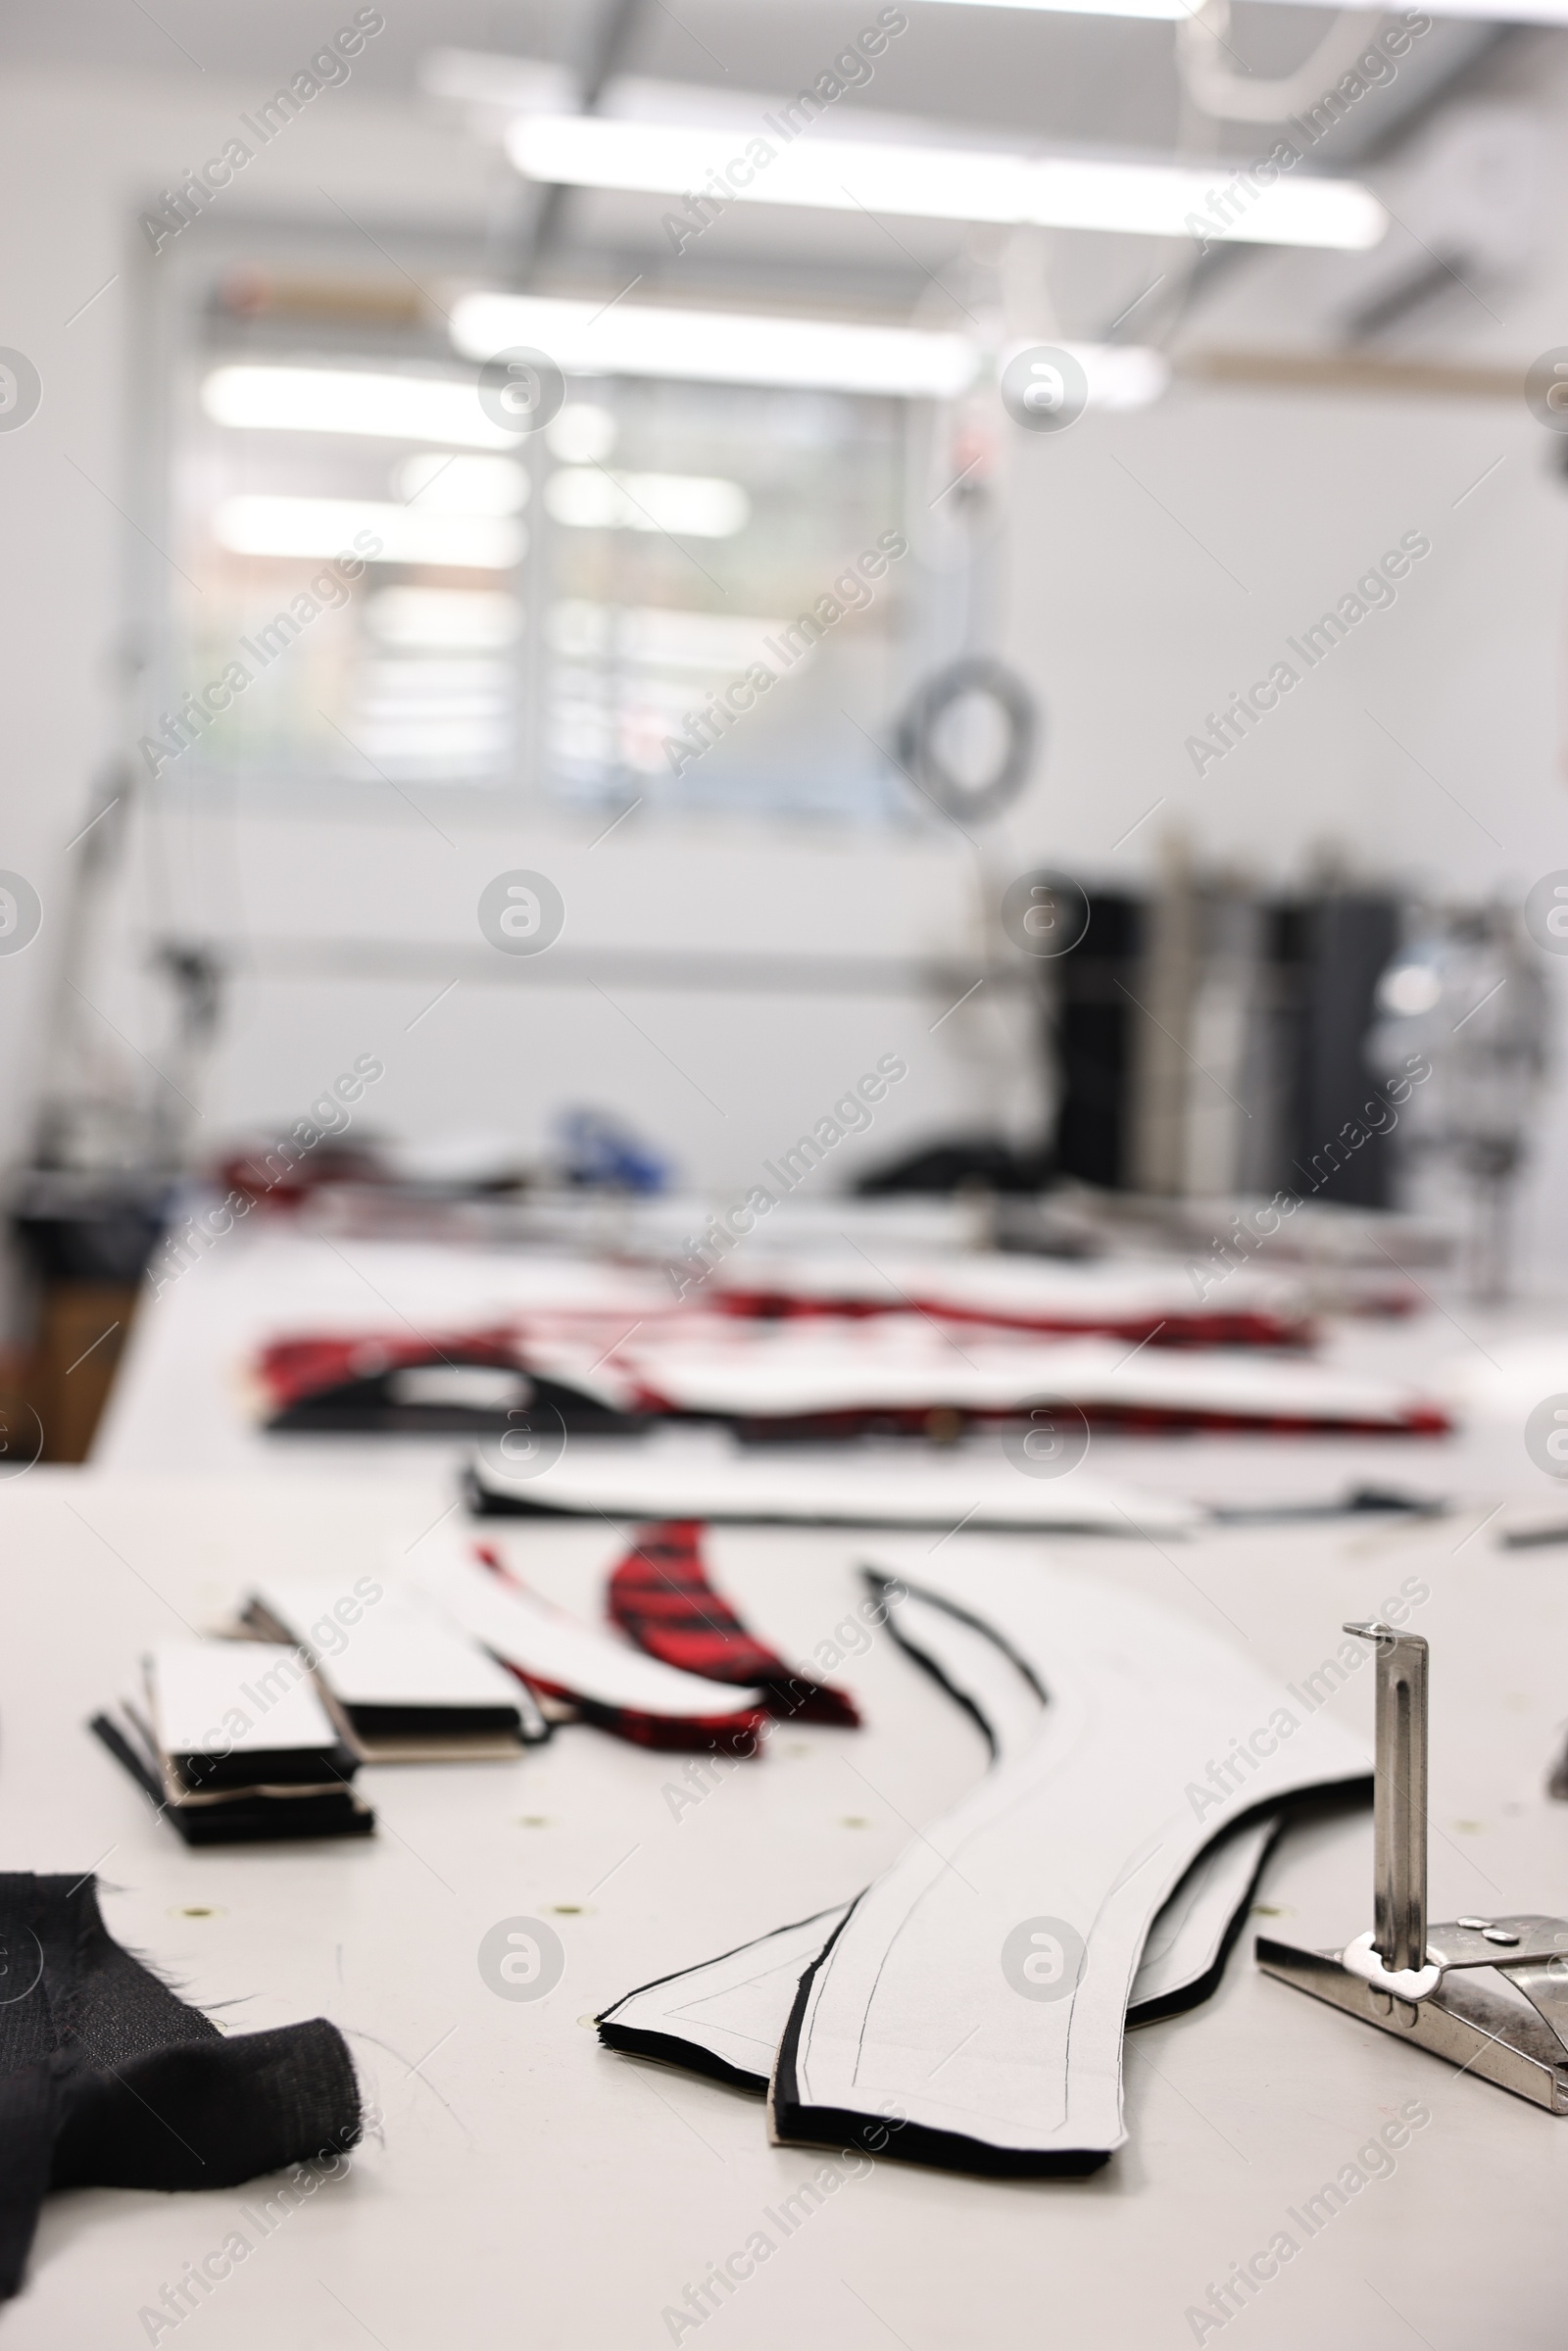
[609,1523,860,1728]
[714,1290,1313,1350]
[471,1544,767,1756]
[256,1326,521,1412]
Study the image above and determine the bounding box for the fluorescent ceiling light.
[907,0,1194,15]
[368,588,524,648]
[547,402,619,462]
[506,115,1386,251]
[544,469,751,536]
[393,453,530,514]
[452,291,977,396]
[913,0,1568,17]
[214,496,525,569]
[202,366,519,450]
[1036,342,1169,410]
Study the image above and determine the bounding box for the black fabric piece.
[0,1875,360,2303]
[89,1717,374,1845]
[270,1366,643,1437]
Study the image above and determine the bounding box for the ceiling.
[0,0,1530,341]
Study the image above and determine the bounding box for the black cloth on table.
[0,1874,360,2301]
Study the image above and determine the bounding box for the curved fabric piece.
[598,1816,1277,2092]
[414,1534,769,1754]
[768,1551,1370,2176]
[466,1435,1200,1538]
[880,1576,1280,2025]
[597,1580,1279,2092]
[607,1523,858,1727]
[0,1876,361,2303]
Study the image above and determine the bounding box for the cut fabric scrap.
[253,1325,641,1435]
[608,1523,858,1727]
[412,1532,769,1754]
[599,1811,1278,2093]
[597,1574,1283,2098]
[0,1875,361,2303]
[769,1550,1371,2175]
[466,1428,1200,1537]
[242,1575,548,1758]
[881,1570,1281,2019]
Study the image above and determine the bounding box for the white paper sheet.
[412,1532,764,1720]
[469,1428,1200,1536]
[148,1638,337,1756]
[251,1574,526,1714]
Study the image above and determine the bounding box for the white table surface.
[5,1467,1568,2348]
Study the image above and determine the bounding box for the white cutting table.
[4,1468,1568,2349]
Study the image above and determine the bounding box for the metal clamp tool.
[1255,1621,1568,2111]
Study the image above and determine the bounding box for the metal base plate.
[1256,1930,1568,2114]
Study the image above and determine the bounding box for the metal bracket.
[1255,1620,1568,2112]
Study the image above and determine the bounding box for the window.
[155,250,913,825]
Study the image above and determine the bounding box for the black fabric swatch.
[0,1874,361,2302]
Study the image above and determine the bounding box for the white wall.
[4,48,1568,1293]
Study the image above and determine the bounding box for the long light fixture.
[505,115,1386,251]
[544,469,751,536]
[202,366,521,449]
[214,496,525,569]
[910,0,1194,14]
[450,292,979,397]
[911,0,1568,20]
[451,292,1167,408]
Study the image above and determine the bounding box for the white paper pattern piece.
[412,1532,764,1720]
[148,1639,338,1757]
[599,1579,1280,2094]
[251,1575,525,1713]
[769,1549,1369,2173]
[469,1428,1200,1536]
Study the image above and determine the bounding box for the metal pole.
[1345,1621,1429,1974]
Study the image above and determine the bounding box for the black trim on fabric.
[768,1898,1108,2179]
[1125,1817,1283,2028]
[596,1901,852,2095]
[858,1568,1050,1703]
[766,1779,1374,2177]
[465,1465,1155,1536]
[595,2023,768,2094]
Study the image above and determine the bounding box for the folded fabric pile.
[598,1552,1369,2175]
[252,1305,1446,1442]
[93,1639,374,1844]
[0,1875,362,2302]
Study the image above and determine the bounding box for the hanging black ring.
[894,657,1039,825]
